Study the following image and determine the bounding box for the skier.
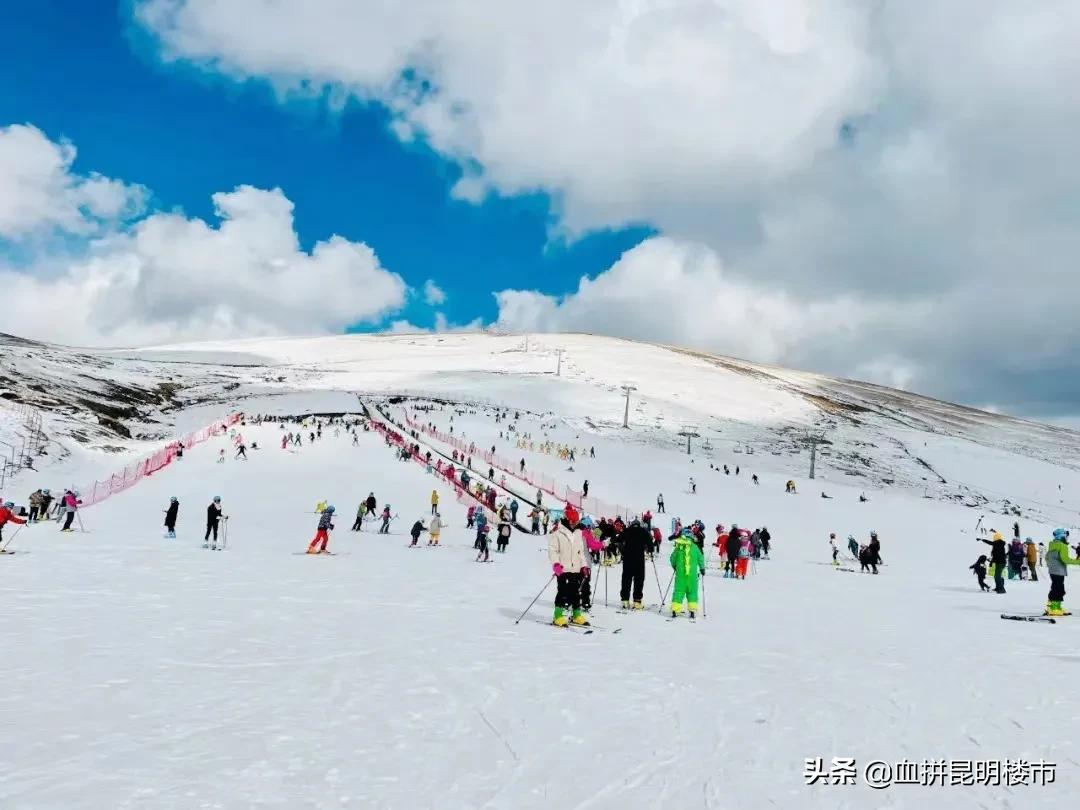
[204,496,224,549]
[307,506,336,554]
[496,518,512,552]
[520,458,525,473]
[867,531,882,574]
[474,509,489,548]
[542,510,551,534]
[657,493,665,513]
[1025,538,1039,581]
[979,530,1008,593]
[847,534,859,561]
[409,519,427,548]
[466,505,476,529]
[785,480,796,494]
[670,527,706,618]
[431,489,439,515]
[429,513,442,546]
[39,489,53,519]
[60,490,81,532]
[1045,528,1080,616]
[548,504,589,626]
[281,435,288,450]
[751,474,759,485]
[365,492,377,517]
[829,533,839,567]
[379,505,392,534]
[970,555,990,592]
[164,497,179,538]
[724,524,741,577]
[583,479,589,498]
[618,518,651,610]
[0,500,27,546]
[235,442,247,460]
[28,489,42,523]
[351,503,365,531]
[689,477,696,494]
[510,499,519,524]
[217,449,226,464]
[475,520,491,562]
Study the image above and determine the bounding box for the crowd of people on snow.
[970,522,1080,615]
[0,487,85,548]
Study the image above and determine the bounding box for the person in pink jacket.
[582,524,603,564]
[60,490,82,532]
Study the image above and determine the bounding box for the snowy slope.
[2,408,1077,809]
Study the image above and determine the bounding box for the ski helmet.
[326,505,335,513]
[870,530,878,538]
[3,501,13,508]
[830,533,836,539]
[170,496,178,503]
[42,488,50,495]
[1053,528,1067,540]
[213,496,221,503]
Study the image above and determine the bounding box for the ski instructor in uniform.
[618,518,651,610]
[548,504,589,627]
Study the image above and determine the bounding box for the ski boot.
[552,607,568,627]
[1045,601,1065,617]
[571,610,588,626]
[689,611,696,619]
[202,542,209,549]
[211,543,218,551]
[621,599,631,610]
[633,601,644,610]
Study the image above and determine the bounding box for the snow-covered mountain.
[4,331,1079,526]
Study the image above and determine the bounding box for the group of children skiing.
[972,525,1080,616]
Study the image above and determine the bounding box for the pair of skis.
[1000,612,1069,624]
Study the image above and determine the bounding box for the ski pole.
[514,575,555,624]
[659,570,674,613]
[0,525,24,553]
[651,555,664,605]
[700,570,706,618]
[223,517,229,550]
[76,512,86,533]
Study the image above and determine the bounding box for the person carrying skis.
[1025,538,1039,581]
[979,530,1007,593]
[430,490,439,515]
[970,555,990,592]
[204,496,224,549]
[307,506,336,554]
[548,504,589,626]
[379,505,392,534]
[164,497,179,538]
[0,500,27,546]
[429,513,442,546]
[618,518,651,610]
[670,527,706,618]
[409,519,427,548]
[1045,528,1080,616]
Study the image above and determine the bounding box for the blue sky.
[0,1,649,332]
[2,1,1077,420]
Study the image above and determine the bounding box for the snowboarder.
[670,527,706,618]
[657,493,665,513]
[429,513,442,546]
[204,496,224,549]
[1045,528,1080,616]
[618,518,651,610]
[970,555,990,592]
[307,506,336,554]
[431,489,439,515]
[548,504,589,626]
[164,497,179,538]
[979,530,1007,593]
[409,519,427,547]
[379,505,392,534]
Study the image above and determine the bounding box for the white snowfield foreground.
[0,331,1078,808]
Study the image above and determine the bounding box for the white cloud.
[0,124,147,240]
[384,311,482,336]
[132,0,1080,417]
[0,130,408,346]
[422,279,446,306]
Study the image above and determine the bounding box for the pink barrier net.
[398,411,640,521]
[78,413,243,508]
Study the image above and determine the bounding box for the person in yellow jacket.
[1024,538,1038,582]
[430,489,439,515]
[547,504,590,626]
[670,527,706,618]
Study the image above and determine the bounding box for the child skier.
[847,535,859,561]
[428,513,442,546]
[164,497,179,538]
[379,505,392,534]
[430,490,439,515]
[829,533,839,567]
[1025,538,1039,582]
[496,519,512,552]
[466,505,476,528]
[970,555,990,592]
[1046,528,1080,616]
[351,503,365,531]
[1007,538,1025,579]
[409,519,427,547]
[548,504,589,626]
[306,506,336,554]
[670,527,706,618]
[476,521,491,562]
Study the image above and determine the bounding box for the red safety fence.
[79,412,243,508]
[369,416,502,524]
[398,410,640,521]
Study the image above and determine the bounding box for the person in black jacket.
[618,519,651,609]
[164,497,179,538]
[970,555,990,591]
[204,496,224,549]
[725,525,742,577]
[759,527,771,558]
[979,532,1008,593]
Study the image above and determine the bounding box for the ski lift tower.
[806,431,828,480]
[678,427,700,456]
[620,385,637,428]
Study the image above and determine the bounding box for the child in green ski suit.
[670,528,706,617]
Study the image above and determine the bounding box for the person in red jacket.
[0,500,27,547]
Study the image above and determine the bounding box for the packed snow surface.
[2,331,1079,808]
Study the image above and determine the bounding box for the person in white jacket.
[428,513,442,546]
[547,504,590,626]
